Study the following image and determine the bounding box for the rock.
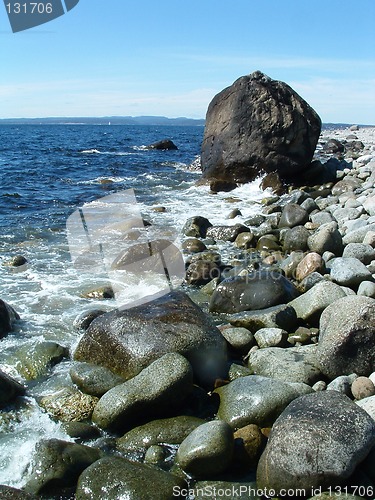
[298,271,325,292]
[279,203,309,228]
[331,177,362,196]
[182,216,212,238]
[317,296,375,379]
[144,445,165,465]
[201,71,321,188]
[323,138,345,154]
[24,439,100,495]
[8,255,28,267]
[295,252,325,281]
[73,309,106,330]
[307,221,343,256]
[234,424,266,468]
[256,236,280,252]
[62,421,101,440]
[248,345,321,385]
[70,363,125,397]
[117,416,204,452]
[326,375,353,396]
[81,286,114,300]
[175,420,234,478]
[0,370,25,408]
[0,486,37,499]
[219,326,255,354]
[215,375,310,429]
[358,281,375,298]
[253,328,288,349]
[229,304,298,332]
[289,280,347,324]
[328,257,372,287]
[15,342,68,380]
[351,377,375,400]
[0,299,20,338]
[363,195,375,216]
[146,139,178,150]
[333,207,361,225]
[74,291,227,388]
[342,243,375,264]
[75,456,187,500]
[343,223,375,245]
[282,226,310,252]
[356,395,375,420]
[227,208,242,219]
[280,251,305,278]
[92,352,193,431]
[185,260,220,286]
[206,224,250,242]
[257,391,375,493]
[350,125,359,131]
[182,238,207,253]
[39,387,98,422]
[209,271,298,314]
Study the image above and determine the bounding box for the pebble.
[351,376,375,400]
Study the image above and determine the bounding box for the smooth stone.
[15,342,68,380]
[175,420,234,478]
[343,223,375,244]
[307,221,343,256]
[219,326,255,354]
[144,445,165,465]
[289,280,347,323]
[24,439,100,495]
[234,232,256,249]
[182,238,207,253]
[331,177,362,196]
[295,252,324,281]
[75,456,187,500]
[81,285,114,300]
[351,377,375,400]
[73,309,106,330]
[234,424,266,468]
[185,260,220,286]
[328,257,372,287]
[358,281,375,298]
[229,304,298,332]
[282,226,310,252]
[206,224,250,242]
[342,243,375,264]
[182,216,212,238]
[0,298,20,338]
[333,207,361,225]
[0,370,25,408]
[257,391,375,493]
[117,416,204,452]
[92,353,193,431]
[228,363,253,381]
[248,344,321,385]
[62,421,101,440]
[310,211,335,226]
[312,380,327,391]
[326,375,353,396]
[298,271,325,292]
[146,139,178,150]
[39,387,98,423]
[215,375,311,430]
[317,296,375,379]
[70,362,125,397]
[280,251,305,278]
[363,195,375,216]
[278,203,309,228]
[363,231,375,247]
[253,328,288,348]
[301,197,318,213]
[8,255,28,267]
[356,395,375,420]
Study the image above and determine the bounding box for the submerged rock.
[0,370,25,408]
[146,139,178,150]
[0,298,20,338]
[39,387,98,422]
[15,342,68,380]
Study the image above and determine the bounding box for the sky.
[0,0,374,123]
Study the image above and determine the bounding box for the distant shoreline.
[0,116,206,126]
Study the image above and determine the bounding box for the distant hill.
[0,116,205,126]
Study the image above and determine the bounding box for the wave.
[79,149,137,156]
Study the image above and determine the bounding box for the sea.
[0,124,267,489]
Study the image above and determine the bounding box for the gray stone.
[117,416,204,452]
[326,375,353,396]
[215,375,311,429]
[289,280,347,323]
[363,194,375,216]
[182,216,212,238]
[343,223,375,245]
[358,281,375,298]
[333,207,361,225]
[317,296,375,379]
[356,395,375,420]
[0,370,25,408]
[310,211,335,226]
[282,226,310,252]
[280,251,305,278]
[254,328,288,348]
[248,345,321,385]
[92,352,193,431]
[175,420,234,478]
[331,177,362,196]
[75,457,187,500]
[307,222,343,256]
[298,271,325,292]
[229,304,298,332]
[279,204,309,228]
[0,298,20,338]
[257,391,375,493]
[74,291,227,389]
[24,439,101,495]
[342,243,375,264]
[219,327,255,354]
[301,197,318,213]
[70,363,126,397]
[234,232,255,250]
[351,376,375,400]
[185,260,220,286]
[206,224,249,242]
[209,271,298,314]
[328,257,372,287]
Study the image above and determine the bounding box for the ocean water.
[0,124,267,489]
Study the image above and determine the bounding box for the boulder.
[229,304,298,332]
[185,260,220,286]
[342,243,375,264]
[307,221,343,256]
[146,139,178,150]
[75,457,187,500]
[219,326,255,354]
[92,352,193,431]
[182,238,207,254]
[282,226,310,252]
[317,296,375,379]
[253,328,288,349]
[201,71,321,189]
[257,391,375,493]
[182,216,212,238]
[73,309,106,331]
[117,416,204,452]
[215,375,311,429]
[206,224,250,242]
[39,387,98,422]
[70,362,125,397]
[278,203,309,228]
[209,271,298,314]
[0,370,25,408]
[351,377,375,400]
[15,342,68,380]
[0,299,19,338]
[74,291,227,388]
[328,257,372,287]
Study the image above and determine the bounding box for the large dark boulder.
[0,299,19,338]
[74,291,227,388]
[201,71,321,190]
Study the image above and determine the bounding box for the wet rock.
[0,486,37,499]
[279,203,309,228]
[295,252,325,281]
[248,345,321,385]
[215,375,310,429]
[201,71,321,186]
[15,342,68,380]
[81,286,114,300]
[175,420,234,478]
[234,424,266,468]
[8,255,28,267]
[253,328,288,348]
[342,243,375,264]
[219,326,255,354]
[92,353,193,431]
[74,291,227,388]
[0,370,25,408]
[323,138,345,154]
[146,139,178,150]
[351,377,375,400]
[24,439,101,495]
[280,250,305,278]
[317,296,375,379]
[209,271,298,314]
[75,456,187,500]
[70,362,125,397]
[0,298,20,338]
[182,238,207,253]
[228,208,242,219]
[206,224,250,242]
[257,391,375,493]
[182,216,212,238]
[282,226,310,252]
[229,304,298,332]
[328,257,372,287]
[289,280,347,323]
[307,221,343,256]
[234,232,256,249]
[185,260,220,286]
[62,421,101,440]
[73,309,106,330]
[117,416,204,452]
[39,387,98,422]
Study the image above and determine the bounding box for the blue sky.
[1,0,374,123]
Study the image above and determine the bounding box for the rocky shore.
[1,77,375,498]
